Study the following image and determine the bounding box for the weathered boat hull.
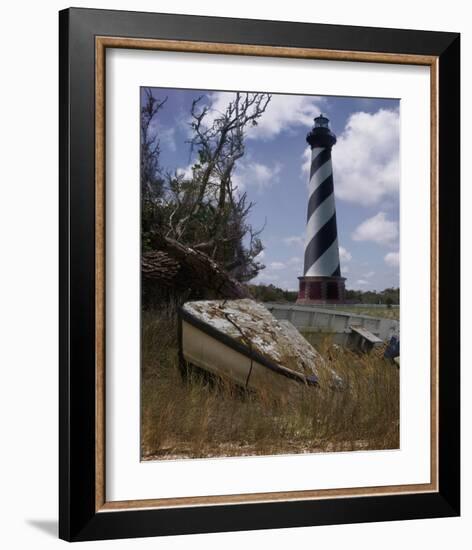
[179,305,318,397]
[181,320,310,396]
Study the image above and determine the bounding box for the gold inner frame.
[95,36,439,512]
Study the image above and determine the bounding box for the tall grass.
[141,308,399,460]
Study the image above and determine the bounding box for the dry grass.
[141,308,399,460]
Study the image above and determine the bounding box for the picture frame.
[59,7,460,541]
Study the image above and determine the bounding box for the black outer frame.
[59,7,460,542]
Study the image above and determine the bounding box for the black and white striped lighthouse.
[297,114,346,304]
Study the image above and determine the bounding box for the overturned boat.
[179,299,336,395]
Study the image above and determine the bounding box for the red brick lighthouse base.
[296,276,346,305]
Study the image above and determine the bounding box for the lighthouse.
[297,114,346,305]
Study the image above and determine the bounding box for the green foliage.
[345,287,399,305]
[248,283,298,303]
[248,284,399,306]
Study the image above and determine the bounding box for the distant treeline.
[248,284,399,305]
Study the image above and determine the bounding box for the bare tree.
[171,93,270,243]
[141,88,167,230]
[141,91,271,303]
[161,93,270,281]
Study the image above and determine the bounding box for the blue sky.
[142,87,400,292]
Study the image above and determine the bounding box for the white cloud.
[233,160,282,193]
[384,251,400,267]
[339,246,352,262]
[256,272,280,283]
[356,279,368,286]
[148,113,178,152]
[269,261,286,270]
[342,266,350,274]
[364,271,376,278]
[249,95,322,140]
[332,109,399,206]
[286,256,303,272]
[301,147,312,179]
[159,125,176,152]
[287,256,302,266]
[352,212,398,245]
[283,235,305,248]
[177,158,281,195]
[206,92,323,141]
[255,250,265,259]
[175,163,194,180]
[255,254,303,288]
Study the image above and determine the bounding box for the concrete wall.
[264,303,399,342]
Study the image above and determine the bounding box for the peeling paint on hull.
[179,299,332,395]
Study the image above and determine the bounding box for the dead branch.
[144,234,251,299]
